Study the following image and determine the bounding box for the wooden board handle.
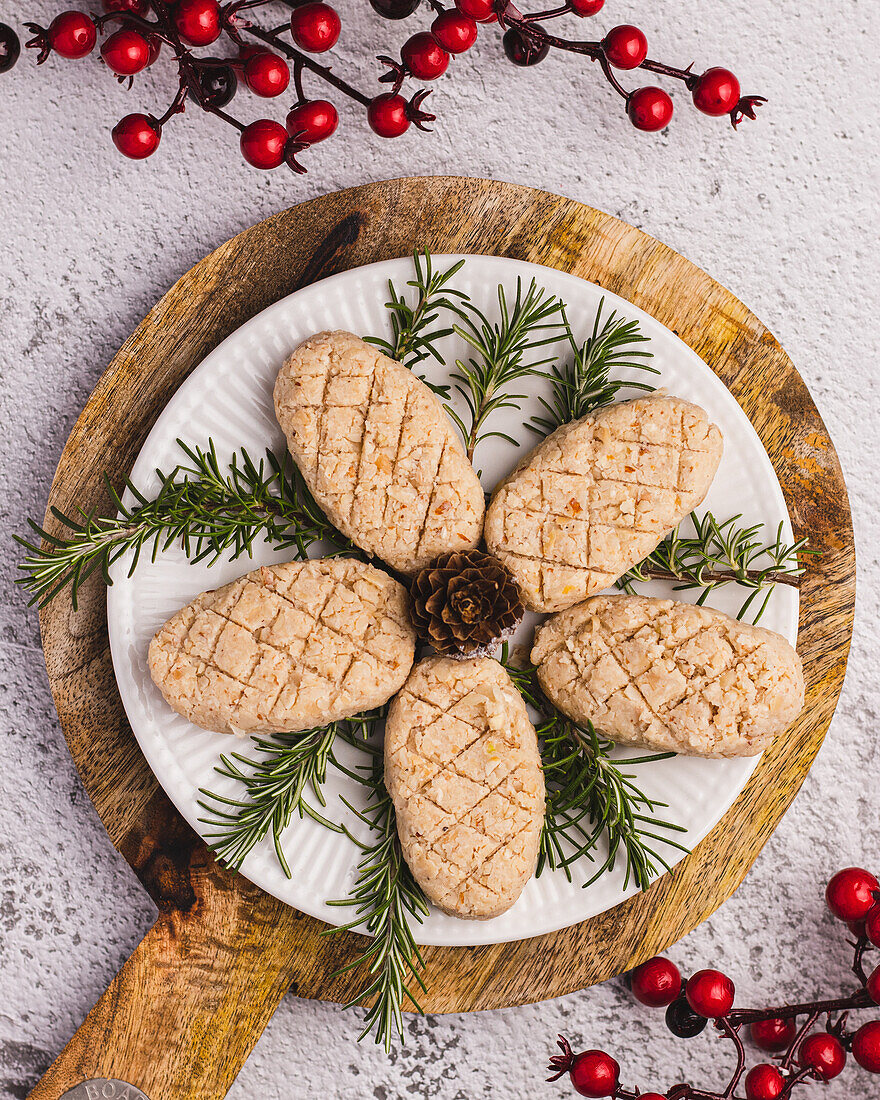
[28,894,299,1100]
[28,805,310,1100]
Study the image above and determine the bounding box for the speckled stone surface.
[1,1,878,1097]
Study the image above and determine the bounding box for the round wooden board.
[31,177,854,1100]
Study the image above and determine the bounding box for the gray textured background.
[1,1,879,1097]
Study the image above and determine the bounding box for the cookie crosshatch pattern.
[149,559,415,735]
[485,396,723,612]
[385,656,545,920]
[532,596,804,757]
[275,330,485,575]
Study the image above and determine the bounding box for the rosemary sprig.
[447,278,566,462]
[529,299,658,435]
[502,649,687,891]
[15,439,352,609]
[620,512,811,622]
[364,250,471,397]
[197,722,344,878]
[539,721,687,890]
[197,708,385,876]
[327,735,429,1053]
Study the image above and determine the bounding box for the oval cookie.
[385,656,545,920]
[531,594,804,757]
[274,330,485,574]
[485,395,723,612]
[148,558,415,735]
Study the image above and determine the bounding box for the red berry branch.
[0,0,766,171]
[548,867,880,1099]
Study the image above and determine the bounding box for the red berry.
[244,51,289,97]
[112,113,160,158]
[48,11,96,59]
[367,92,410,137]
[286,99,338,143]
[630,957,682,1007]
[102,0,151,15]
[627,86,673,131]
[826,867,880,922]
[145,33,161,64]
[401,31,449,79]
[686,970,735,1018]
[239,118,288,169]
[751,1017,797,1053]
[867,964,880,1005]
[289,2,340,52]
[852,1020,880,1073]
[569,0,604,13]
[602,24,647,70]
[174,0,221,45]
[101,29,150,75]
[798,1032,846,1079]
[454,0,496,23]
[744,1064,785,1100]
[569,1050,620,1098]
[431,10,477,54]
[866,903,880,946]
[692,67,741,116]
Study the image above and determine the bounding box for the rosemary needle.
[538,721,687,890]
[199,706,430,1053]
[198,723,344,878]
[364,250,471,398]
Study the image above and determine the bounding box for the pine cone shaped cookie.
[410,550,524,656]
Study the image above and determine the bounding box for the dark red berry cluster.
[549,866,880,1099]
[0,1,766,172]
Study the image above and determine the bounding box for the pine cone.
[410,550,524,656]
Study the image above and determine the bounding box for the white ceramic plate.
[107,254,798,947]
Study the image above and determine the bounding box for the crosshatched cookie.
[532,594,804,757]
[148,558,416,735]
[274,331,485,574]
[385,656,545,920]
[485,395,723,612]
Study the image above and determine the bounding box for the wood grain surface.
[30,177,855,1100]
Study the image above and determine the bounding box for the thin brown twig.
[727,986,875,1030]
[240,22,372,106]
[641,566,802,589]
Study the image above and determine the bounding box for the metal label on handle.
[59,1080,151,1100]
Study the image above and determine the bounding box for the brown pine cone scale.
[410,550,525,656]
